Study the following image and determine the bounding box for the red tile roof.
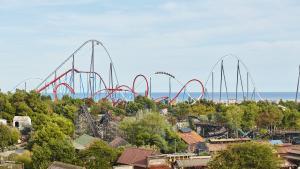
[178,131,204,145]
[117,148,158,168]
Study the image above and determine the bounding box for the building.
[73,134,100,150]
[48,161,85,169]
[117,147,159,169]
[13,116,31,131]
[109,137,129,148]
[178,128,205,153]
[173,156,211,169]
[206,138,251,154]
[0,119,7,125]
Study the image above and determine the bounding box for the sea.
[52,92,299,102]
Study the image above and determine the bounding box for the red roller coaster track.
[53,82,75,101]
[170,79,205,104]
[132,74,149,97]
[36,69,108,93]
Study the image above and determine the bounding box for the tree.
[120,112,186,153]
[257,104,283,131]
[208,142,281,169]
[125,101,143,116]
[32,144,52,169]
[76,140,120,169]
[0,124,20,152]
[241,103,260,131]
[29,123,75,169]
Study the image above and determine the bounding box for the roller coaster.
[11,40,298,104]
[33,40,205,104]
[204,54,263,102]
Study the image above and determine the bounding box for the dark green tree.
[208,142,281,169]
[76,140,120,169]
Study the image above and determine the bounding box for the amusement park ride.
[30,40,206,105]
[12,39,300,104]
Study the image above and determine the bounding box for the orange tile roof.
[178,131,204,145]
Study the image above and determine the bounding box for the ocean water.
[51,92,298,102]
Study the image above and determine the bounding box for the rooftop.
[47,161,85,169]
[117,147,158,168]
[209,138,251,143]
[175,157,211,168]
[109,137,129,148]
[178,131,204,145]
[73,134,100,150]
[13,116,31,122]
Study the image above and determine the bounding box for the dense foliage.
[208,142,281,169]
[1,90,300,168]
[120,112,187,153]
[0,124,20,152]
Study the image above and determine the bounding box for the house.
[117,147,159,169]
[178,128,205,153]
[173,156,211,169]
[73,134,100,150]
[109,137,129,148]
[13,116,31,130]
[48,161,85,169]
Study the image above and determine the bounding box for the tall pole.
[212,72,214,102]
[296,65,300,102]
[169,77,172,104]
[219,60,223,102]
[247,72,249,100]
[89,41,95,98]
[72,55,75,96]
[235,60,239,102]
[109,62,114,99]
[221,61,229,102]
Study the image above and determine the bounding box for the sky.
[0,0,300,93]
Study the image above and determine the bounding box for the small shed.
[13,116,31,130]
[73,134,100,150]
[109,137,129,148]
[48,161,85,169]
[0,119,7,125]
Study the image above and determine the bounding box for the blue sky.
[0,0,300,92]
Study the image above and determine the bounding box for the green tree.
[32,144,52,169]
[76,140,120,169]
[257,104,283,131]
[208,142,281,169]
[241,103,260,131]
[120,112,186,153]
[0,124,20,152]
[29,123,75,169]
